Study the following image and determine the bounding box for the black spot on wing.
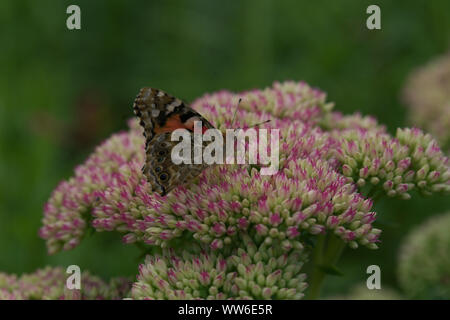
[180,110,198,122]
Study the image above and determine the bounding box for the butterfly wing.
[133,87,214,141]
[144,132,210,195]
[133,88,215,195]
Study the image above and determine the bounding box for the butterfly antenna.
[248,119,271,128]
[231,98,242,128]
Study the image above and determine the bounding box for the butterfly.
[133,88,271,196]
[133,88,219,196]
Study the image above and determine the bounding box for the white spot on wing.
[166,99,182,114]
[143,90,151,99]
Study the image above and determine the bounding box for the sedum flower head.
[40,126,144,254]
[398,212,450,299]
[40,81,381,254]
[131,236,308,300]
[334,127,450,199]
[321,111,386,134]
[193,80,334,127]
[0,267,131,300]
[91,145,380,251]
[0,273,23,300]
[402,52,450,151]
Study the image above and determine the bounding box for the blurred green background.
[0,0,449,298]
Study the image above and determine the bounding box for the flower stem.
[306,234,326,300]
[306,233,346,300]
[324,234,346,267]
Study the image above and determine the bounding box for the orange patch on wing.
[154,114,188,133]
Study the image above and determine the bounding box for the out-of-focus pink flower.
[402,52,450,151]
[0,267,131,300]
